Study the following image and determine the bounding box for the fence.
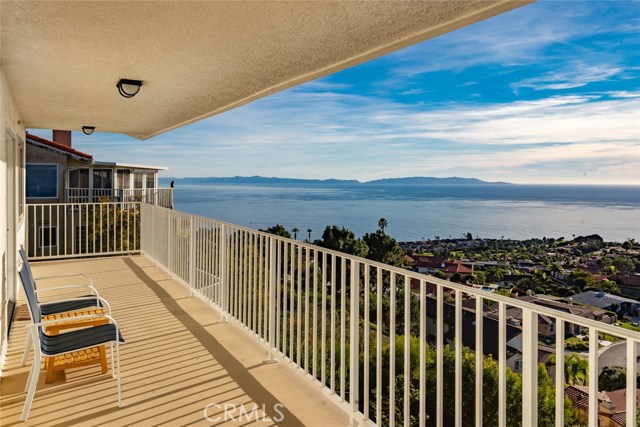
[66,188,173,208]
[139,203,640,427]
[27,202,141,260]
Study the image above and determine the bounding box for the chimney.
[52,130,72,148]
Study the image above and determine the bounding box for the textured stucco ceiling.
[1,1,530,140]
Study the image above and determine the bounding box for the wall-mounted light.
[116,79,143,98]
[82,126,96,135]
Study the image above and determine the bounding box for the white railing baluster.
[419,279,426,427]
[498,301,506,427]
[627,338,637,427]
[404,275,410,427]
[390,271,396,427]
[555,318,565,427]
[475,295,483,427]
[522,308,538,427]
[364,263,370,422]
[455,289,462,427]
[349,260,360,427]
[588,328,598,427]
[436,283,443,427]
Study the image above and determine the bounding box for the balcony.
[5,202,640,427]
[65,188,173,209]
[0,255,349,426]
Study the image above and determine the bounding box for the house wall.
[26,144,68,203]
[0,65,26,375]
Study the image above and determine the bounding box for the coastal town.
[401,234,640,425]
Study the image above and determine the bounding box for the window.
[146,173,155,189]
[514,360,521,372]
[133,172,144,189]
[93,169,113,189]
[26,164,58,198]
[38,226,57,248]
[117,169,130,189]
[69,168,89,188]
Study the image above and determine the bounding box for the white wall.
[0,65,26,375]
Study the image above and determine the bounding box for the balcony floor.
[1,256,348,426]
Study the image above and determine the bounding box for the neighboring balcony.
[8,202,640,427]
[65,188,174,209]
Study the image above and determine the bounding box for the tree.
[465,232,473,240]
[362,230,404,266]
[291,227,299,240]
[568,269,595,291]
[317,225,368,257]
[259,224,290,238]
[378,218,388,235]
[599,366,627,391]
[613,256,636,275]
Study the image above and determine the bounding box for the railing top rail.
[144,204,640,342]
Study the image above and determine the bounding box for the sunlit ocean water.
[167,183,640,242]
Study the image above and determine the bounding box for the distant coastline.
[160,175,511,186]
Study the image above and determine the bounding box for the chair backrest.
[18,262,42,325]
[18,247,37,291]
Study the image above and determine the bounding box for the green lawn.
[615,321,640,332]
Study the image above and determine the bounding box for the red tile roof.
[443,262,473,275]
[26,132,93,160]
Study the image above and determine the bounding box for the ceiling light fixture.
[116,79,143,98]
[82,126,96,135]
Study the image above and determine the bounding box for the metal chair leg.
[116,341,122,407]
[21,349,41,421]
[111,342,115,378]
[21,332,32,366]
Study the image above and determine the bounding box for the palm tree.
[378,218,388,234]
[307,228,312,242]
[291,227,299,240]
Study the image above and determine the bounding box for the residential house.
[571,291,640,317]
[25,132,172,259]
[566,385,640,427]
[26,132,169,205]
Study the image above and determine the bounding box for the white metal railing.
[140,203,639,427]
[27,202,140,260]
[65,188,173,208]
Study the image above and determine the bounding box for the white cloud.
[511,63,623,93]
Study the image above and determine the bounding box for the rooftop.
[0,256,348,426]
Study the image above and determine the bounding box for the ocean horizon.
[163,181,640,242]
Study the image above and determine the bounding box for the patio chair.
[18,248,112,366]
[18,262,125,421]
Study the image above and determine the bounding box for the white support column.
[522,308,538,427]
[188,217,196,295]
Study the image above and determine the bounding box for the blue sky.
[30,1,640,184]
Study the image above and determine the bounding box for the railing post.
[349,260,360,427]
[189,217,196,296]
[265,236,277,363]
[219,223,227,322]
[522,307,538,427]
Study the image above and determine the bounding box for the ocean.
[168,183,640,242]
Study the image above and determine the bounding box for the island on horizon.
[160,175,511,186]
